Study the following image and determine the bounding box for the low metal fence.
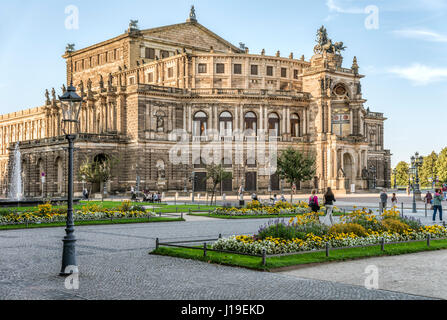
[155,234,447,266]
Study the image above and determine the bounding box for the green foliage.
[398,216,423,230]
[329,223,368,237]
[257,223,307,241]
[206,164,233,205]
[436,148,447,183]
[117,200,132,212]
[277,147,316,186]
[381,218,410,234]
[246,200,262,210]
[393,161,409,187]
[130,204,147,213]
[78,155,119,185]
[419,151,438,187]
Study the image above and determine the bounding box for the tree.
[206,164,232,206]
[394,161,409,187]
[420,151,438,187]
[78,155,118,200]
[436,148,447,183]
[276,147,316,203]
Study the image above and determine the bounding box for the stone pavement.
[0,219,433,300]
[279,250,447,300]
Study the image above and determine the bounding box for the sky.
[0,0,446,167]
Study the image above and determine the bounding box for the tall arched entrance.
[91,154,109,193]
[343,153,354,190]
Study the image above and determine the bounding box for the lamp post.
[58,82,82,276]
[410,166,417,213]
[411,152,423,201]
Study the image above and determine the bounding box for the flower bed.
[212,208,447,255]
[0,201,153,226]
[213,200,318,216]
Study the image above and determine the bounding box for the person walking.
[323,187,336,225]
[309,189,320,213]
[433,189,443,222]
[391,193,398,207]
[380,189,388,212]
[424,191,433,209]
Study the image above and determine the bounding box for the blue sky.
[0,0,446,167]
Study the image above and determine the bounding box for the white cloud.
[388,64,447,86]
[392,28,447,42]
[326,0,365,14]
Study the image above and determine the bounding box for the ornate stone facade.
[0,10,390,197]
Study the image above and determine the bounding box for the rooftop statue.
[129,20,139,30]
[314,26,346,55]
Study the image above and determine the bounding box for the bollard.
[156,238,159,250]
[401,203,404,217]
[326,242,330,257]
[189,208,191,215]
[204,243,207,257]
[176,207,178,213]
[262,249,267,266]
[381,238,385,251]
[379,202,383,214]
[425,203,427,218]
[209,209,211,216]
[427,234,431,247]
[181,212,183,220]
[219,233,222,239]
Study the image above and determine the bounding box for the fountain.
[8,142,23,201]
[0,142,81,208]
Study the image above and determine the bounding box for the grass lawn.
[151,239,447,271]
[147,204,219,214]
[0,216,184,231]
[188,212,345,219]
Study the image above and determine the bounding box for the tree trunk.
[290,183,293,204]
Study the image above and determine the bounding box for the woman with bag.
[309,189,320,213]
[323,187,336,225]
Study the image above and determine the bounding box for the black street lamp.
[58,82,83,276]
[411,152,423,202]
[410,166,417,213]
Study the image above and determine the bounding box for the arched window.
[244,112,257,136]
[268,113,280,137]
[219,111,233,137]
[193,111,208,137]
[290,113,300,137]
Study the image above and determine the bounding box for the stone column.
[350,109,354,135]
[328,101,332,134]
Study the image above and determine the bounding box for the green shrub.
[381,218,410,234]
[130,204,146,213]
[257,222,306,241]
[246,200,262,210]
[329,223,368,237]
[398,216,422,230]
[118,200,132,212]
[298,222,329,237]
